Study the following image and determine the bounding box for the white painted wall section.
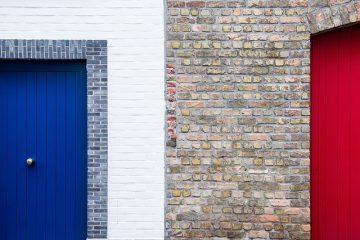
[0,1,165,239]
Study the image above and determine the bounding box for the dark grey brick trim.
[0,39,108,239]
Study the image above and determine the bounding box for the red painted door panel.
[311,24,360,239]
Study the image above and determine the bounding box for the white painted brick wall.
[0,1,165,239]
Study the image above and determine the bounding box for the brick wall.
[165,0,330,239]
[165,0,360,239]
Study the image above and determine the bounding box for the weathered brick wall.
[165,0,360,239]
[308,0,360,33]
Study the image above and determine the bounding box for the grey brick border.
[0,39,108,239]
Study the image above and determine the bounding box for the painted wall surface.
[0,1,165,239]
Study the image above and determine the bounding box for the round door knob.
[26,158,34,166]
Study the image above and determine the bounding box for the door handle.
[26,158,34,166]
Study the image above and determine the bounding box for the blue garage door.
[0,61,87,240]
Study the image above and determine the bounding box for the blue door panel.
[27,72,38,239]
[36,72,47,240]
[17,72,27,240]
[76,71,88,240]
[55,72,66,240]
[0,73,8,238]
[45,72,57,240]
[6,73,17,239]
[65,72,76,240]
[0,61,87,240]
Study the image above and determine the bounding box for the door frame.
[0,39,108,239]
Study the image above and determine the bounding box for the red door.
[311,24,360,239]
